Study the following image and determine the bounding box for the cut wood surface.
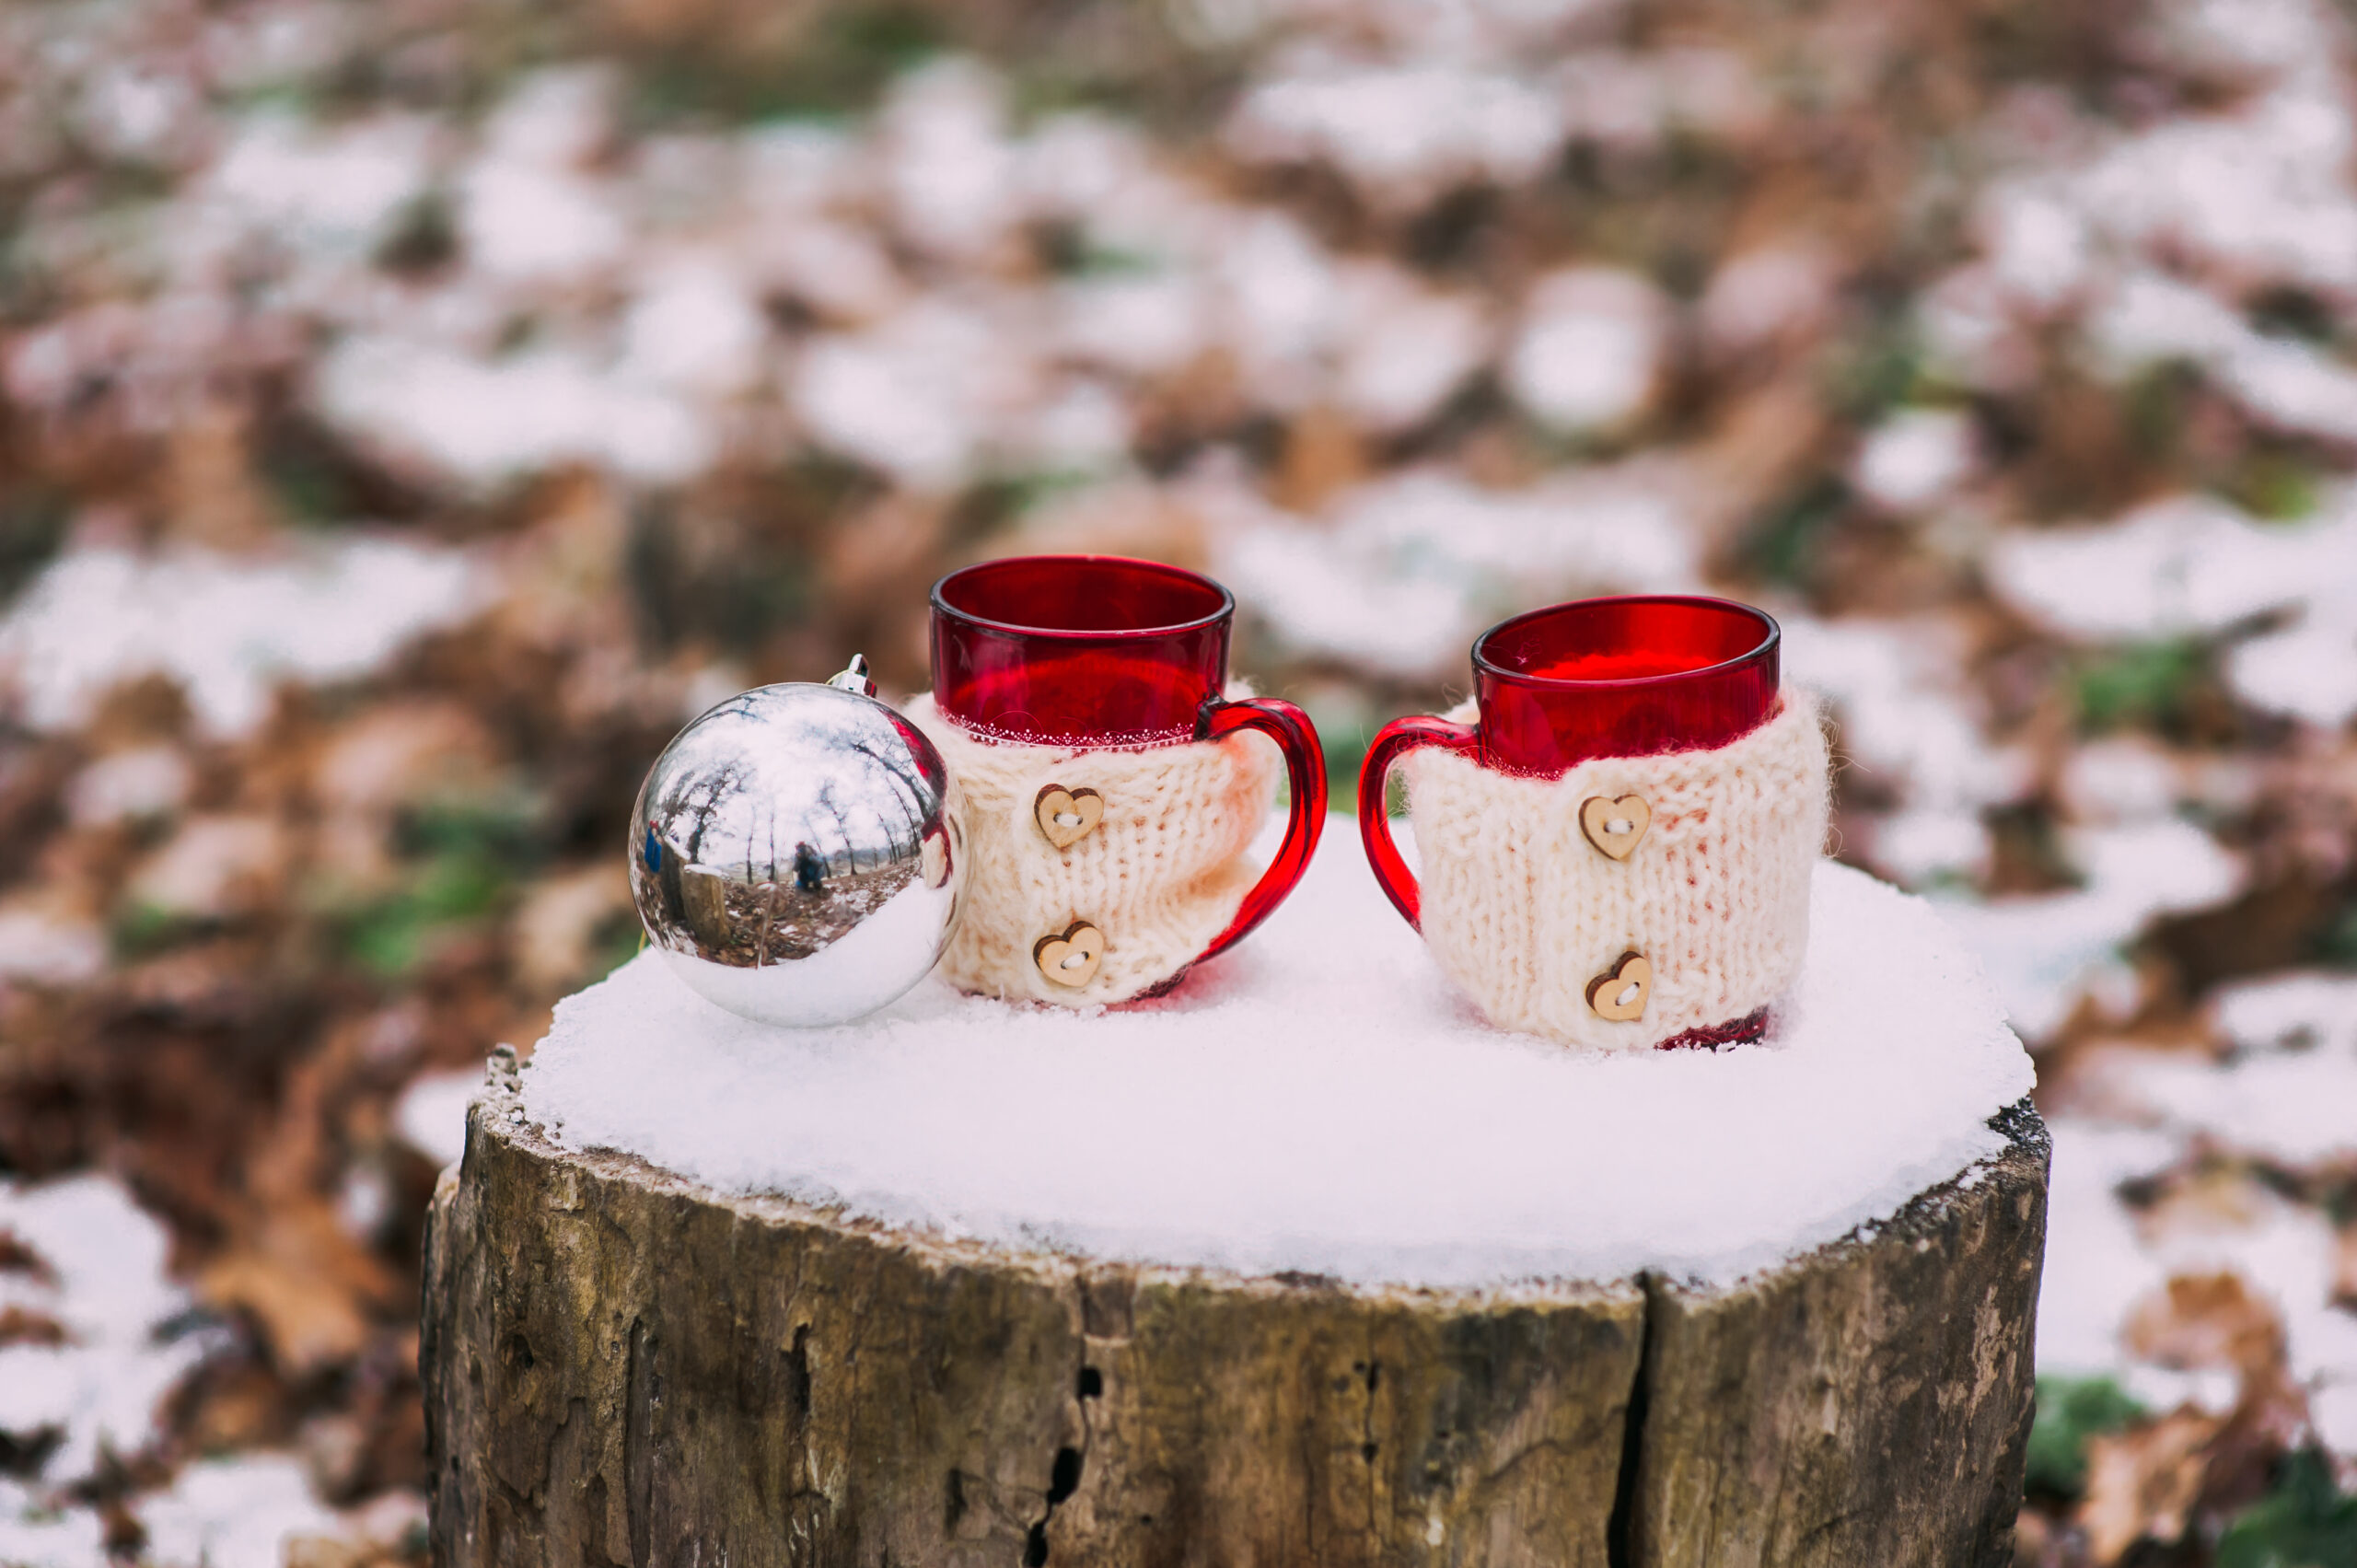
[423,1053,2048,1568]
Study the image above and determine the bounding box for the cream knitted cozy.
[905,694,1279,1005]
[1401,691,1829,1051]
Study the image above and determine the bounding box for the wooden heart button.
[1579,794,1651,861]
[1034,921,1106,988]
[1585,951,1653,1021]
[1034,784,1105,849]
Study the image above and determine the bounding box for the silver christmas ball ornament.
[630,656,964,1027]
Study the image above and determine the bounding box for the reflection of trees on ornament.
[628,677,963,1003]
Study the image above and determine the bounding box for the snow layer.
[1989,494,2356,643]
[136,1456,341,1568]
[1213,466,1701,679]
[2084,1047,2357,1168]
[1226,64,1564,207]
[319,337,714,489]
[2214,971,2357,1055]
[2039,1117,2357,1452]
[2037,1120,2184,1377]
[0,1479,106,1568]
[0,1176,226,1485]
[1933,819,2243,1041]
[395,1068,482,1169]
[1851,409,1976,513]
[0,540,483,737]
[523,836,2033,1289]
[1504,267,1667,432]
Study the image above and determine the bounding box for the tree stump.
[423,1053,2046,1568]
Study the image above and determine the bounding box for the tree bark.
[423,1054,2046,1568]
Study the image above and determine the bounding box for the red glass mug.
[1358,594,1781,927]
[932,554,1327,962]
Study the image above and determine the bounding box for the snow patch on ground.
[524,842,2032,1290]
[0,1479,107,1568]
[1504,266,1667,433]
[2104,1051,2357,1167]
[395,1068,483,1170]
[2038,1120,2184,1376]
[792,298,1040,487]
[0,1177,226,1486]
[137,1456,343,1568]
[0,539,485,737]
[0,907,107,986]
[2041,1117,2357,1450]
[1933,820,2243,1041]
[319,336,716,488]
[1226,64,1563,207]
[1782,615,2033,885]
[1851,409,1976,513]
[1988,490,2357,728]
[1213,465,1700,678]
[2213,971,2357,1056]
[1988,494,2350,642]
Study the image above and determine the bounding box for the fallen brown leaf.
[1271,405,1368,514]
[2009,1501,2063,1568]
[197,1200,401,1377]
[0,1226,58,1283]
[2123,1271,2285,1381]
[512,865,631,995]
[0,1304,69,1347]
[2077,1407,2222,1565]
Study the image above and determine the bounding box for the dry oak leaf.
[0,1304,70,1346]
[2077,1408,2223,1565]
[2123,1272,2286,1380]
[199,1200,401,1376]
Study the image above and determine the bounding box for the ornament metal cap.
[826,654,877,697]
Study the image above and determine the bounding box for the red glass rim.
[929,554,1237,745]
[1473,595,1779,691]
[931,556,1235,642]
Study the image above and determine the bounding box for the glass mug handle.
[1194,695,1328,961]
[1356,714,1481,930]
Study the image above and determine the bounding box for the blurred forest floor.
[5,0,2357,1562]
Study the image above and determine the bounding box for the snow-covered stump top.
[520,826,2033,1290]
[903,691,1277,1006]
[1400,691,1831,1051]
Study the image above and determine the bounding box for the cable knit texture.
[906,693,1278,1005]
[1401,690,1830,1051]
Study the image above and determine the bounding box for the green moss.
[1827,315,1929,423]
[2217,448,2323,523]
[630,5,945,123]
[2123,359,2202,463]
[2071,639,2207,734]
[1034,219,1165,277]
[343,787,550,977]
[2217,1449,2357,1568]
[2024,1376,2142,1497]
[1737,474,1852,589]
[111,901,192,960]
[396,787,552,865]
[343,854,511,978]
[2315,896,2357,970]
[0,486,70,602]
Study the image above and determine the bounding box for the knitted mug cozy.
[1399,690,1830,1051]
[904,693,1278,1005]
